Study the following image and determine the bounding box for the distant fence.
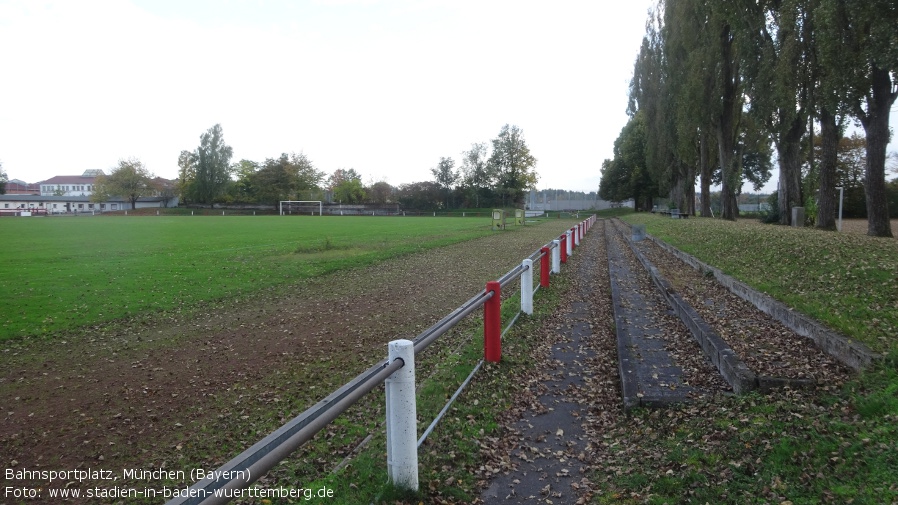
[165,216,597,505]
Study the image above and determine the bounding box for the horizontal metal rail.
[413,290,493,354]
[165,358,404,505]
[167,219,593,505]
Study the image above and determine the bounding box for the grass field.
[0,215,499,340]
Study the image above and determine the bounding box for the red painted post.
[484,281,502,362]
[560,234,567,263]
[571,227,577,250]
[540,246,550,288]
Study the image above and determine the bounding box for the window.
[78,204,84,209]
[53,204,58,208]
[111,204,117,210]
[88,204,94,209]
[3,204,8,208]
[100,204,105,210]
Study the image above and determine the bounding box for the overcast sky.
[1,0,894,194]
[0,0,657,192]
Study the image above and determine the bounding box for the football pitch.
[0,215,495,340]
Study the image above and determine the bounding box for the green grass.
[620,213,898,354]
[0,215,495,340]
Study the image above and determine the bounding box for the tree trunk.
[859,66,896,238]
[718,132,740,220]
[816,108,839,230]
[700,132,712,217]
[685,161,696,216]
[776,116,806,225]
[716,23,740,221]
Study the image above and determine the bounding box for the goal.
[279,200,323,216]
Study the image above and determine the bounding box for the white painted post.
[574,224,581,246]
[566,230,573,257]
[551,239,561,274]
[837,186,844,232]
[521,259,533,315]
[386,339,418,491]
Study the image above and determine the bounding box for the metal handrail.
[165,358,404,505]
[165,219,594,505]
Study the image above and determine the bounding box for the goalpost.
[279,201,323,216]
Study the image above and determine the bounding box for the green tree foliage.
[230,159,260,202]
[745,0,814,225]
[431,156,458,209]
[329,169,365,204]
[0,161,7,195]
[192,124,234,207]
[176,150,197,205]
[459,142,495,208]
[366,181,393,205]
[92,158,154,209]
[817,0,897,237]
[396,181,443,210]
[250,153,324,206]
[599,113,654,209]
[487,124,538,207]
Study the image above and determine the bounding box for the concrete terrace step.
[604,219,701,410]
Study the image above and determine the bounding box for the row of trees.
[80,122,540,211]
[599,0,897,236]
[173,123,539,210]
[425,124,539,209]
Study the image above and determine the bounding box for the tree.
[0,161,7,195]
[598,112,654,209]
[176,150,197,205]
[748,0,814,225]
[230,159,260,202]
[459,142,495,208]
[396,181,443,210]
[367,181,393,205]
[329,169,365,204]
[251,153,324,206]
[92,158,154,209]
[818,0,897,236]
[431,157,458,209]
[488,124,538,207]
[193,124,233,207]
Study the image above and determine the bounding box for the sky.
[0,0,656,193]
[1,1,894,196]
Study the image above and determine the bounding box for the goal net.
[279,201,323,216]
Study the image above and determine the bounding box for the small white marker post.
[386,339,418,491]
[521,259,534,315]
[566,230,573,257]
[836,186,844,232]
[551,239,561,274]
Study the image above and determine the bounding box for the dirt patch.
[838,218,898,238]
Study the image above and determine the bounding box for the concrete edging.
[644,233,880,371]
